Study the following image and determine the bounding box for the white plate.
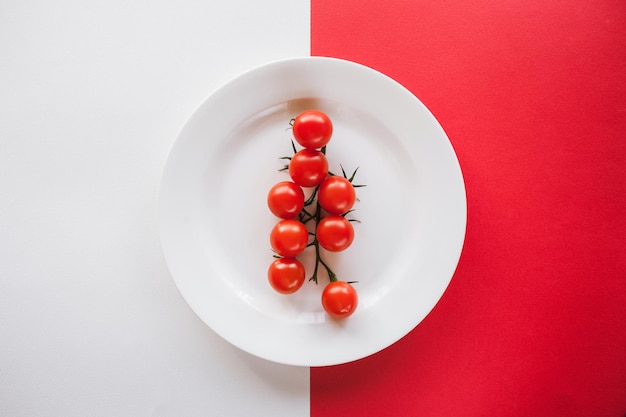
[158,57,466,366]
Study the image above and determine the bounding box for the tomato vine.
[267,110,364,318]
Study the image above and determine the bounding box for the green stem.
[304,185,319,207]
[319,257,337,282]
[299,207,316,224]
[309,237,321,283]
[307,195,338,283]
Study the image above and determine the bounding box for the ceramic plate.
[158,57,466,366]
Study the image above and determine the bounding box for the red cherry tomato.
[267,258,305,294]
[269,219,309,257]
[318,176,356,215]
[267,181,305,219]
[321,281,358,318]
[289,149,328,187]
[316,215,354,252]
[292,110,333,149]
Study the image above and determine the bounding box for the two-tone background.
[1,1,624,416]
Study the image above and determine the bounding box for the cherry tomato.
[289,149,328,187]
[316,215,354,252]
[267,181,305,219]
[267,258,305,294]
[270,219,309,257]
[292,110,333,149]
[321,281,358,318]
[318,176,356,215]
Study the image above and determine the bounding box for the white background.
[0,1,310,415]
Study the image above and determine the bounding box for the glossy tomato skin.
[267,181,305,219]
[321,281,358,318]
[289,149,328,187]
[316,215,354,252]
[269,219,309,257]
[292,110,333,149]
[318,176,356,215]
[268,258,305,294]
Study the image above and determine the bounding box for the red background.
[310,1,626,416]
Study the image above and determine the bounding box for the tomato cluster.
[266,110,359,319]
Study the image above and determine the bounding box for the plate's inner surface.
[201,98,420,322]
